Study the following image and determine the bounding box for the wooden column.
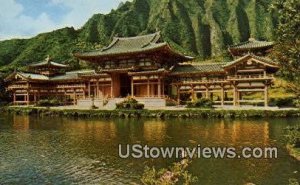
[191,85,195,101]
[27,91,29,106]
[131,77,134,97]
[221,85,224,107]
[110,80,113,98]
[158,78,161,98]
[177,86,180,104]
[13,92,16,105]
[162,80,165,96]
[205,85,209,98]
[264,84,268,107]
[233,85,237,106]
[96,81,99,99]
[237,91,240,106]
[34,93,37,103]
[73,90,76,105]
[147,78,150,97]
[88,81,91,98]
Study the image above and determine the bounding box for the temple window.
[139,58,153,67]
[105,61,115,69]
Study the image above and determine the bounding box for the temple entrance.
[120,74,131,97]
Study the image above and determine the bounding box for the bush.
[187,98,213,108]
[285,125,300,148]
[141,159,198,185]
[36,99,63,107]
[269,97,295,107]
[166,99,177,106]
[293,99,300,108]
[116,97,144,110]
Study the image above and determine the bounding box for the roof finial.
[46,55,51,63]
[248,37,255,42]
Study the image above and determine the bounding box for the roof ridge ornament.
[248,38,256,42]
[46,55,51,64]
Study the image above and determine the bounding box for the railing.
[134,95,168,99]
[227,74,274,80]
[56,84,86,89]
[176,79,227,84]
[8,85,29,89]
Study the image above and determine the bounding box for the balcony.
[227,74,274,81]
[7,84,29,90]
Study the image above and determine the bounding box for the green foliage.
[285,125,300,148]
[166,99,178,107]
[269,97,296,107]
[3,107,300,119]
[289,178,299,185]
[116,97,145,110]
[36,98,63,107]
[270,0,300,96]
[141,159,198,185]
[0,73,9,105]
[187,98,213,108]
[293,99,300,108]
[0,0,277,70]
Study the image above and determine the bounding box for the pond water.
[0,114,299,185]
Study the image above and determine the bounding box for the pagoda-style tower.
[228,38,274,58]
[28,56,68,77]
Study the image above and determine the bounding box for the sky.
[0,0,130,40]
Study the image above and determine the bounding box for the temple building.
[5,32,279,108]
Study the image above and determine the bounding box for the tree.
[0,73,9,105]
[270,0,300,96]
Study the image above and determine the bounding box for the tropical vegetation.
[0,0,277,72]
[116,97,145,110]
[285,125,300,161]
[0,73,9,105]
[270,0,300,104]
[186,98,213,108]
[141,159,198,185]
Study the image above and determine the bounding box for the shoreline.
[1,106,300,119]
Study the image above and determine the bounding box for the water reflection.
[12,115,30,130]
[143,121,167,144]
[0,114,299,184]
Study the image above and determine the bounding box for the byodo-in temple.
[5,32,279,108]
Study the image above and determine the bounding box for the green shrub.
[116,97,144,110]
[285,125,300,148]
[187,98,213,108]
[293,99,300,108]
[289,178,299,185]
[166,99,177,106]
[141,159,198,185]
[269,97,295,107]
[36,98,63,107]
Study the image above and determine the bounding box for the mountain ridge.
[0,0,277,71]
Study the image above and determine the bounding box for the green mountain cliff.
[0,0,277,71]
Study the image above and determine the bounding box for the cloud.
[50,0,132,28]
[0,0,59,40]
[0,0,132,40]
